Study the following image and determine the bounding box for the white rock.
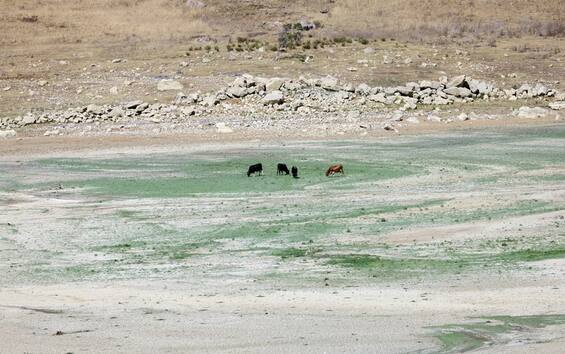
[514,106,548,119]
[363,47,375,54]
[446,75,466,88]
[201,95,218,106]
[157,79,184,91]
[266,78,284,92]
[109,86,119,95]
[549,101,565,110]
[215,122,233,133]
[457,113,469,121]
[43,129,60,136]
[356,83,371,95]
[38,80,48,87]
[406,117,420,124]
[22,113,36,125]
[125,100,144,109]
[320,76,340,91]
[262,90,284,105]
[443,87,472,98]
[0,129,16,138]
[226,86,247,98]
[368,93,388,104]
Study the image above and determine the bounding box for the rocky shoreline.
[1,74,564,138]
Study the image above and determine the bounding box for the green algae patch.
[427,314,565,353]
[325,254,470,275]
[494,247,565,262]
[273,247,308,259]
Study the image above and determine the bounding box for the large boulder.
[369,93,394,104]
[549,101,565,110]
[419,80,442,90]
[226,86,247,98]
[443,87,472,98]
[396,86,413,96]
[531,83,550,97]
[125,100,144,109]
[0,129,16,138]
[262,90,284,105]
[157,79,184,91]
[201,94,219,106]
[356,83,371,95]
[266,78,284,92]
[86,104,104,115]
[468,79,492,95]
[514,106,548,118]
[446,75,467,88]
[215,122,233,133]
[22,113,36,125]
[283,80,303,91]
[320,76,340,91]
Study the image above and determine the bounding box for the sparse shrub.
[278,24,303,50]
[204,45,211,51]
[214,46,220,52]
[303,40,311,49]
[358,37,369,45]
[20,15,39,23]
[237,37,246,43]
[226,44,233,51]
[512,44,530,53]
[269,44,278,51]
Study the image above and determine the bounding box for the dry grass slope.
[1,0,563,47]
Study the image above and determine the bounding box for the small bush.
[20,15,39,23]
[278,25,303,49]
[358,37,369,45]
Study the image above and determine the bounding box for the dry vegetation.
[327,0,565,41]
[1,0,563,48]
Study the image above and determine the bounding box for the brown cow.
[325,164,344,176]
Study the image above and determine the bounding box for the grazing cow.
[325,164,344,176]
[247,163,263,177]
[291,166,299,178]
[277,163,290,175]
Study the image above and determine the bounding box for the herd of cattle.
[246,163,344,178]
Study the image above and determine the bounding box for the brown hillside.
[1,0,563,47]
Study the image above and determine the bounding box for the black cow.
[247,163,263,177]
[277,163,290,175]
[291,166,299,178]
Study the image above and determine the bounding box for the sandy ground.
[1,123,565,353]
